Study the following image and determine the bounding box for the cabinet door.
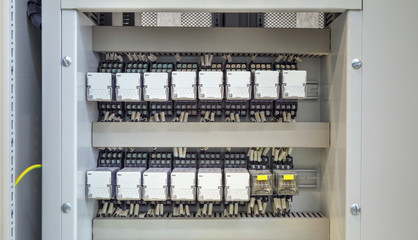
[362,0,418,239]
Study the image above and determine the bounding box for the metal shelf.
[93,27,330,55]
[93,215,329,240]
[92,122,330,148]
[62,0,361,12]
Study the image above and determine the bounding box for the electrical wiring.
[15,164,42,187]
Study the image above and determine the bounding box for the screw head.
[62,56,72,67]
[62,203,72,214]
[350,204,361,215]
[351,59,362,69]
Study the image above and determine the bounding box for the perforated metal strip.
[8,0,16,239]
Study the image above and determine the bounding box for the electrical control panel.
[224,168,250,202]
[143,72,169,101]
[116,167,146,200]
[142,168,171,201]
[87,167,119,199]
[86,73,113,101]
[170,168,196,201]
[115,73,141,101]
[197,168,223,202]
[282,70,307,99]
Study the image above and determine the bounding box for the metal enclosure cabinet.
[41,1,367,240]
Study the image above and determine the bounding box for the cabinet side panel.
[363,0,418,239]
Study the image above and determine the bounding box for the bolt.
[350,204,361,215]
[62,203,72,214]
[62,56,72,67]
[351,59,362,69]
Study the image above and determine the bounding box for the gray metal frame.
[61,0,361,12]
[93,216,330,240]
[93,27,330,54]
[92,122,330,148]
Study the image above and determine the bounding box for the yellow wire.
[15,164,42,187]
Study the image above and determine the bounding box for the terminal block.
[149,101,173,119]
[275,61,297,71]
[125,152,148,168]
[250,63,273,73]
[254,70,279,100]
[98,61,124,73]
[225,101,248,119]
[226,71,251,100]
[198,71,224,100]
[197,168,223,202]
[249,101,273,121]
[225,63,248,72]
[98,102,124,122]
[224,152,247,168]
[199,152,223,168]
[97,150,124,168]
[224,168,250,202]
[249,170,273,196]
[249,155,270,170]
[174,152,198,168]
[149,152,172,168]
[143,168,171,201]
[170,168,196,202]
[176,63,199,72]
[115,73,141,101]
[87,167,119,199]
[199,101,223,121]
[282,70,307,99]
[201,63,223,71]
[116,167,146,200]
[87,73,113,101]
[125,102,149,122]
[273,156,294,170]
[273,170,299,196]
[150,62,174,73]
[174,101,198,119]
[125,61,148,73]
[274,100,298,121]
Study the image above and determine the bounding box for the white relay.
[226,71,251,100]
[143,168,171,201]
[282,70,307,99]
[224,168,250,202]
[143,72,169,101]
[115,73,141,101]
[254,70,279,99]
[116,167,146,200]
[198,71,224,100]
[171,71,197,100]
[86,72,112,101]
[197,168,222,202]
[170,168,196,201]
[86,167,119,199]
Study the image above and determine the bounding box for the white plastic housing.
[197,168,222,202]
[170,168,196,201]
[115,73,141,101]
[116,167,146,200]
[143,72,169,101]
[86,167,119,199]
[224,168,250,202]
[143,168,171,201]
[198,71,224,100]
[171,71,197,100]
[254,70,279,99]
[226,71,251,100]
[86,72,112,101]
[282,70,308,99]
